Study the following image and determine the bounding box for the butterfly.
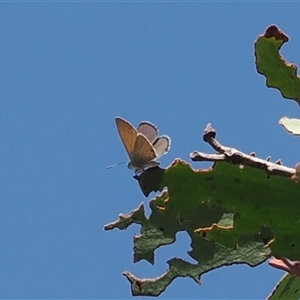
[115,117,171,173]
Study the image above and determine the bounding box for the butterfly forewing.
[137,121,159,144]
[132,133,157,167]
[115,117,137,160]
[153,135,171,157]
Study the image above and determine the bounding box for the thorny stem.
[190,123,296,178]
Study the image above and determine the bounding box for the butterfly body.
[115,117,170,173]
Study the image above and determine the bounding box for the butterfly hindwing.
[115,117,137,161]
[137,121,159,144]
[152,135,171,157]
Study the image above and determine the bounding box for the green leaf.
[255,25,300,104]
[106,199,270,296]
[268,273,300,300]
[123,239,270,297]
[137,159,300,261]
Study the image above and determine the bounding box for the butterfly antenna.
[106,161,126,170]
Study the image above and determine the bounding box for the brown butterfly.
[115,117,171,173]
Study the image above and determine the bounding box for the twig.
[190,123,296,178]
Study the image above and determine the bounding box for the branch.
[269,257,300,277]
[190,123,296,178]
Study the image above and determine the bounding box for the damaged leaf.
[255,25,300,104]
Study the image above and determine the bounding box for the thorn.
[203,123,216,142]
[250,152,256,157]
[275,159,282,165]
[265,156,271,161]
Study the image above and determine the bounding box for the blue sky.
[1,2,300,299]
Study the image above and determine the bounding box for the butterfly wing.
[115,117,137,160]
[131,133,157,169]
[153,135,171,157]
[137,121,158,144]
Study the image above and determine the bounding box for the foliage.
[106,25,300,298]
[255,25,300,137]
[268,273,300,300]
